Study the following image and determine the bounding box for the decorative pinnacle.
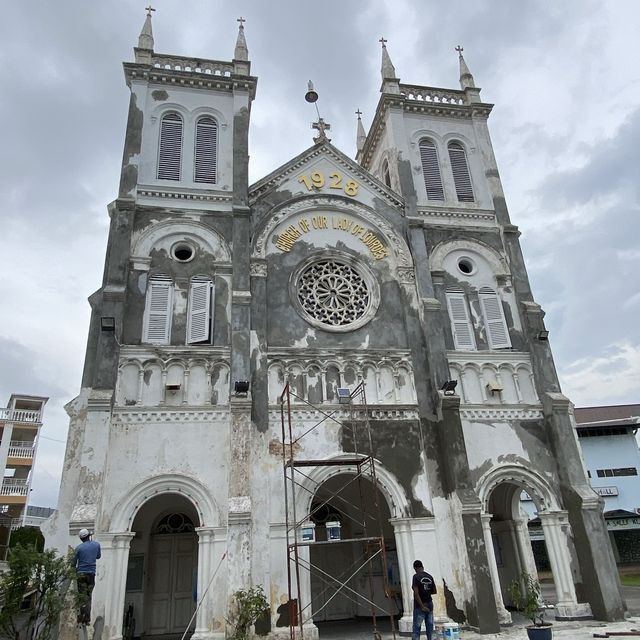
[234,16,248,61]
[380,37,397,81]
[138,6,155,51]
[356,109,366,153]
[456,44,476,89]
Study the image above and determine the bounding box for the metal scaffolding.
[279,382,398,640]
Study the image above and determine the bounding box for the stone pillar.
[93,531,135,640]
[538,512,592,619]
[481,514,512,625]
[512,516,538,579]
[390,518,414,633]
[193,527,221,640]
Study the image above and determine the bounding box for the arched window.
[194,116,218,183]
[448,141,474,202]
[157,112,183,180]
[419,139,444,201]
[445,287,476,350]
[479,287,511,349]
[187,275,214,344]
[142,274,173,344]
[382,159,391,188]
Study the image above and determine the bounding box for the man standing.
[74,528,101,625]
[411,559,437,640]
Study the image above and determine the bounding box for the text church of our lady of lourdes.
[43,11,626,640]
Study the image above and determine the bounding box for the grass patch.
[620,574,640,586]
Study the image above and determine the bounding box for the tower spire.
[138,6,155,51]
[379,37,396,80]
[355,109,366,155]
[234,16,248,62]
[456,45,475,89]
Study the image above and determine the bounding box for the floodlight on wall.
[100,316,116,331]
[234,380,250,397]
[440,380,458,395]
[537,330,550,341]
[336,388,352,404]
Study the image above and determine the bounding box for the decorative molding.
[137,189,233,203]
[413,208,496,223]
[423,297,441,311]
[112,408,230,424]
[268,406,419,422]
[397,267,416,284]
[447,350,534,365]
[250,261,268,277]
[460,406,543,421]
[232,290,252,305]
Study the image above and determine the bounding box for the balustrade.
[151,54,233,77]
[8,441,34,458]
[400,84,466,105]
[0,409,41,423]
[1,479,28,496]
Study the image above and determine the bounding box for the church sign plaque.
[274,214,389,260]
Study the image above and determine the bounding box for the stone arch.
[131,220,232,264]
[429,238,508,279]
[110,473,219,532]
[476,463,561,514]
[298,455,411,520]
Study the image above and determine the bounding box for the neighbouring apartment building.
[43,12,626,640]
[0,394,47,559]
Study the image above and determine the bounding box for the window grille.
[448,141,474,202]
[194,117,218,183]
[157,112,183,180]
[419,139,444,201]
[142,274,173,344]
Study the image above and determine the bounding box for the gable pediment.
[249,142,403,210]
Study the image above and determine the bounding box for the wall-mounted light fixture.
[100,316,116,331]
[440,380,458,395]
[234,381,250,397]
[537,330,550,341]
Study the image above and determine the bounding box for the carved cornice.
[112,408,230,424]
[250,261,267,277]
[459,406,544,421]
[268,406,419,422]
[137,188,233,203]
[410,207,496,224]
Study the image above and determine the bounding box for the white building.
[44,13,626,640]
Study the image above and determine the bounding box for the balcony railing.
[0,479,28,497]
[0,409,41,424]
[8,442,35,459]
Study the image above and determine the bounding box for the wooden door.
[310,544,355,622]
[147,534,197,635]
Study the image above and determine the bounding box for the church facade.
[44,13,625,640]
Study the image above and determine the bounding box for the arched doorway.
[124,493,200,638]
[306,472,401,630]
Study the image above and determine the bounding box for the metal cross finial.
[237,16,246,26]
[355,109,363,118]
[145,5,155,16]
[455,45,464,55]
[379,37,387,47]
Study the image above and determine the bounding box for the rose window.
[297,260,371,327]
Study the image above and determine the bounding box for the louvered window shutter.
[479,287,511,349]
[419,139,444,201]
[143,275,173,344]
[157,113,183,180]
[446,289,476,350]
[187,277,213,344]
[194,117,218,183]
[448,142,474,202]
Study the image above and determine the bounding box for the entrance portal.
[126,494,199,638]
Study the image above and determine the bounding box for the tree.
[0,545,74,640]
[9,527,45,552]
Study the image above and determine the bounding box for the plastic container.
[441,622,460,639]
[326,521,341,541]
[300,521,316,542]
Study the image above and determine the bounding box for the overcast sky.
[1,0,639,508]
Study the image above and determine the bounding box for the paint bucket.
[441,622,460,639]
[326,521,341,541]
[300,521,316,542]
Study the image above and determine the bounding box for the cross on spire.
[355,109,362,118]
[455,45,464,55]
[379,37,388,47]
[237,16,246,26]
[145,5,155,16]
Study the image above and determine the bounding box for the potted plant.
[507,572,553,640]
[229,586,270,640]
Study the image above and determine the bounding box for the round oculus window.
[457,257,475,275]
[292,256,379,332]
[171,242,195,262]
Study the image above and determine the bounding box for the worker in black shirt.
[411,560,437,640]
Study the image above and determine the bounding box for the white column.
[390,517,414,633]
[513,516,537,579]
[538,512,592,619]
[481,514,511,624]
[93,531,135,640]
[192,527,222,640]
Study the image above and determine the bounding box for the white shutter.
[157,113,183,180]
[419,139,444,201]
[446,290,476,350]
[448,142,474,202]
[187,278,213,344]
[479,287,511,349]
[143,275,173,344]
[194,117,218,183]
